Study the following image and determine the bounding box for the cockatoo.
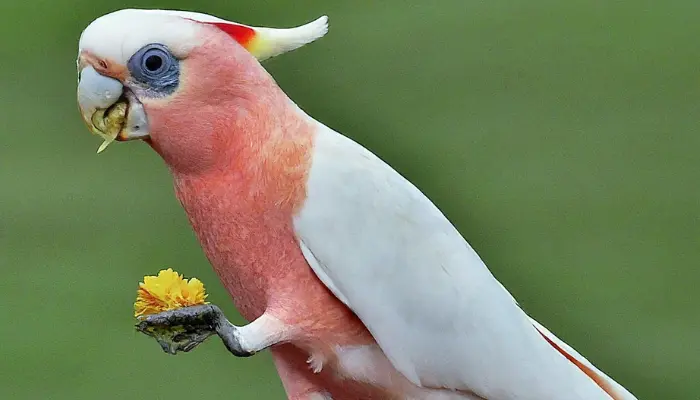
[77,9,638,400]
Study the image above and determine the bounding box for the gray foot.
[136,304,254,357]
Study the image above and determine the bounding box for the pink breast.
[172,165,373,350]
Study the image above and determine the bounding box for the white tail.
[530,318,638,400]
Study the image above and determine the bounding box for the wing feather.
[293,123,634,399]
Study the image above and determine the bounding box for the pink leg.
[271,345,328,400]
[270,345,385,400]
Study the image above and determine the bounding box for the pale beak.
[77,66,150,153]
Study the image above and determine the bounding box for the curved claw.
[135,304,256,357]
[136,305,222,355]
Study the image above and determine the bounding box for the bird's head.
[77,9,327,172]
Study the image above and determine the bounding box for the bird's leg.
[136,304,289,356]
[305,393,333,400]
[214,309,288,357]
[271,345,337,400]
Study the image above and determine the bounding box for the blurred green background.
[1,0,698,398]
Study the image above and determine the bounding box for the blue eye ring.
[127,43,180,96]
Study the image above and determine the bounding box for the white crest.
[79,9,203,66]
[78,9,328,65]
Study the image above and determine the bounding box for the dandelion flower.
[134,268,208,318]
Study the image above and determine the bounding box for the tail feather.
[530,318,638,400]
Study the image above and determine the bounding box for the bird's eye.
[144,53,164,72]
[127,44,180,96]
[139,47,170,76]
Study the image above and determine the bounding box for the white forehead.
[79,9,231,65]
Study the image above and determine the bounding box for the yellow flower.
[134,268,208,318]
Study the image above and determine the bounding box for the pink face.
[76,9,326,174]
[134,28,282,173]
[78,27,264,173]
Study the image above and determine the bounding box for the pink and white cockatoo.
[76,9,638,400]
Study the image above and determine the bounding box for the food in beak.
[92,99,128,153]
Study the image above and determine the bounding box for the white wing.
[293,123,636,400]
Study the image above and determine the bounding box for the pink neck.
[165,93,315,320]
[144,31,318,320]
